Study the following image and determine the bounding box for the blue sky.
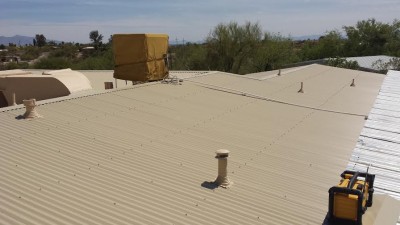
[0,0,399,43]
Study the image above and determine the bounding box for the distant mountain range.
[0,35,35,46]
[1,34,322,46]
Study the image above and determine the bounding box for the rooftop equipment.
[325,170,375,225]
[113,34,169,82]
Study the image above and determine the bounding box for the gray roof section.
[347,70,400,224]
[346,55,397,71]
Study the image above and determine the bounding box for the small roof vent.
[298,82,304,93]
[215,149,232,188]
[23,99,41,119]
[350,79,356,87]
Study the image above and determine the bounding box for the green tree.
[33,57,72,69]
[49,44,79,59]
[384,19,400,56]
[20,46,40,61]
[343,19,392,56]
[318,30,344,58]
[250,32,297,72]
[206,21,262,74]
[327,57,359,70]
[372,57,400,73]
[72,47,114,70]
[89,30,103,50]
[35,34,47,47]
[297,30,344,60]
[169,43,208,70]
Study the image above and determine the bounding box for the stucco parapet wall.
[0,69,92,107]
[0,69,32,77]
[42,68,92,93]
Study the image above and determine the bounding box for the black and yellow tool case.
[324,170,375,225]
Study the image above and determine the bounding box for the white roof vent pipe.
[215,149,232,188]
[12,92,17,106]
[23,99,41,119]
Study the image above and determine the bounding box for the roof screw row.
[298,79,356,94]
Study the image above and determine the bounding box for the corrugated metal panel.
[346,55,397,70]
[0,65,386,224]
[347,70,400,224]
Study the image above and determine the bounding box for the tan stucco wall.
[0,69,92,107]
[0,76,71,105]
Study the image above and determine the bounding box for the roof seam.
[186,79,367,117]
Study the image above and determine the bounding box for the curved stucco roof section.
[1,75,72,105]
[43,69,92,93]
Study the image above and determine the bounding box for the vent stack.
[350,79,356,87]
[23,99,41,119]
[12,92,16,106]
[298,82,304,93]
[215,149,232,188]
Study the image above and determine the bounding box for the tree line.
[171,18,400,74]
[1,18,399,73]
[0,30,113,71]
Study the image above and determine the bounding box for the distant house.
[0,55,20,63]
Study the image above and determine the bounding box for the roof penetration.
[347,70,400,224]
[0,64,387,225]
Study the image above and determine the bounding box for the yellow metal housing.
[327,171,375,225]
[113,34,169,82]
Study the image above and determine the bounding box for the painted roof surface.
[0,65,385,224]
[347,70,400,224]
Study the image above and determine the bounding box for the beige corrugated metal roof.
[0,64,388,224]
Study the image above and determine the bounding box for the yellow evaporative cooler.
[113,34,169,82]
[327,170,375,225]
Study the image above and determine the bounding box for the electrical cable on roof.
[186,79,368,118]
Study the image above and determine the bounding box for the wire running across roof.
[0,65,387,224]
[347,70,400,224]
